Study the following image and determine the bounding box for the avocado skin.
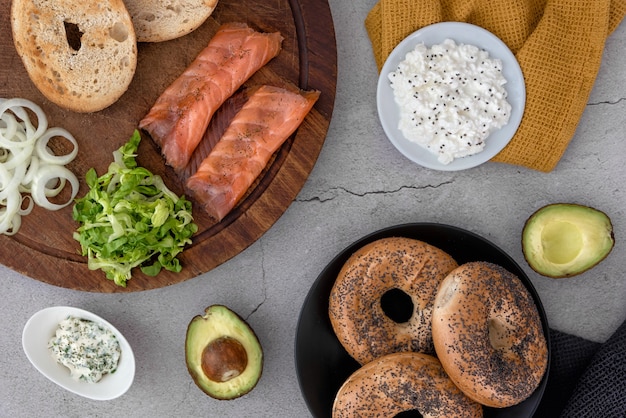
[185,305,263,400]
[522,203,614,278]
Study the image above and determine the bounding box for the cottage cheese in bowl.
[377,22,525,171]
[389,39,511,165]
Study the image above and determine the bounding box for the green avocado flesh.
[185,305,263,400]
[522,203,614,278]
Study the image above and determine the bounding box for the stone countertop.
[2,1,625,417]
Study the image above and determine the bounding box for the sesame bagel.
[332,352,483,418]
[329,237,458,365]
[11,0,137,112]
[432,261,548,408]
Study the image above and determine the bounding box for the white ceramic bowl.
[22,306,135,400]
[377,22,525,171]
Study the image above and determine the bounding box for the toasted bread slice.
[11,0,137,113]
[124,0,219,42]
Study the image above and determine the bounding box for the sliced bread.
[11,0,138,113]
[123,0,219,42]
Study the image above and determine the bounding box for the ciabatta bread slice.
[123,0,219,42]
[11,0,138,113]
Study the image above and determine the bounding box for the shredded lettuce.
[72,130,198,286]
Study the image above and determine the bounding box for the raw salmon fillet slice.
[139,22,283,171]
[186,85,320,221]
[181,88,250,180]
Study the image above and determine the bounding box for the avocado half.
[522,203,614,278]
[185,305,263,400]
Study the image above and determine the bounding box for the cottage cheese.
[388,39,511,165]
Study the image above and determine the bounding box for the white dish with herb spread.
[49,316,121,383]
[22,306,135,400]
[377,22,525,171]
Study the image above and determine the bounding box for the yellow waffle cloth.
[366,0,626,172]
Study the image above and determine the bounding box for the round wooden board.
[0,0,337,292]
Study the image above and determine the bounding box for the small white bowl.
[377,22,525,171]
[22,306,135,400]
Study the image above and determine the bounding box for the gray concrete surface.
[2,1,626,417]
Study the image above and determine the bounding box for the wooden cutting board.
[0,0,336,292]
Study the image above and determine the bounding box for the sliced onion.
[0,112,19,145]
[0,188,22,235]
[0,161,26,201]
[35,127,78,165]
[3,138,34,170]
[31,164,79,211]
[19,194,34,216]
[5,213,21,236]
[20,154,40,192]
[0,98,48,143]
[0,97,80,235]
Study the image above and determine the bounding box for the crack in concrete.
[296,180,454,203]
[246,243,268,321]
[588,97,626,106]
[174,381,193,412]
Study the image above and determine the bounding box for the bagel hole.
[488,317,511,350]
[63,21,83,52]
[380,288,413,323]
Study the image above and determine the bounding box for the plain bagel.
[329,237,458,365]
[432,261,548,408]
[332,352,483,418]
[11,0,137,113]
[123,0,219,42]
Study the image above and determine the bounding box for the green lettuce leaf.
[72,130,198,286]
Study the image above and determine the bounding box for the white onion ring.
[20,154,40,192]
[31,165,79,211]
[0,98,47,147]
[35,127,78,165]
[19,194,34,216]
[5,213,21,236]
[0,162,26,202]
[0,98,79,234]
[0,188,22,235]
[0,112,19,145]
[3,140,34,170]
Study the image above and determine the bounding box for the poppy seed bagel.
[329,237,458,365]
[432,261,548,408]
[332,352,483,418]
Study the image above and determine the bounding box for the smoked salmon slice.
[139,22,283,171]
[186,85,320,221]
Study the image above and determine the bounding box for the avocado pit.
[201,336,248,382]
[185,305,263,400]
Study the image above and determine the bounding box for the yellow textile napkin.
[366,0,626,172]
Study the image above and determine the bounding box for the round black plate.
[294,223,551,417]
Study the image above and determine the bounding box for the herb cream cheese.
[388,39,511,165]
[49,316,121,383]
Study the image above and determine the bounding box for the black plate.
[294,223,551,417]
